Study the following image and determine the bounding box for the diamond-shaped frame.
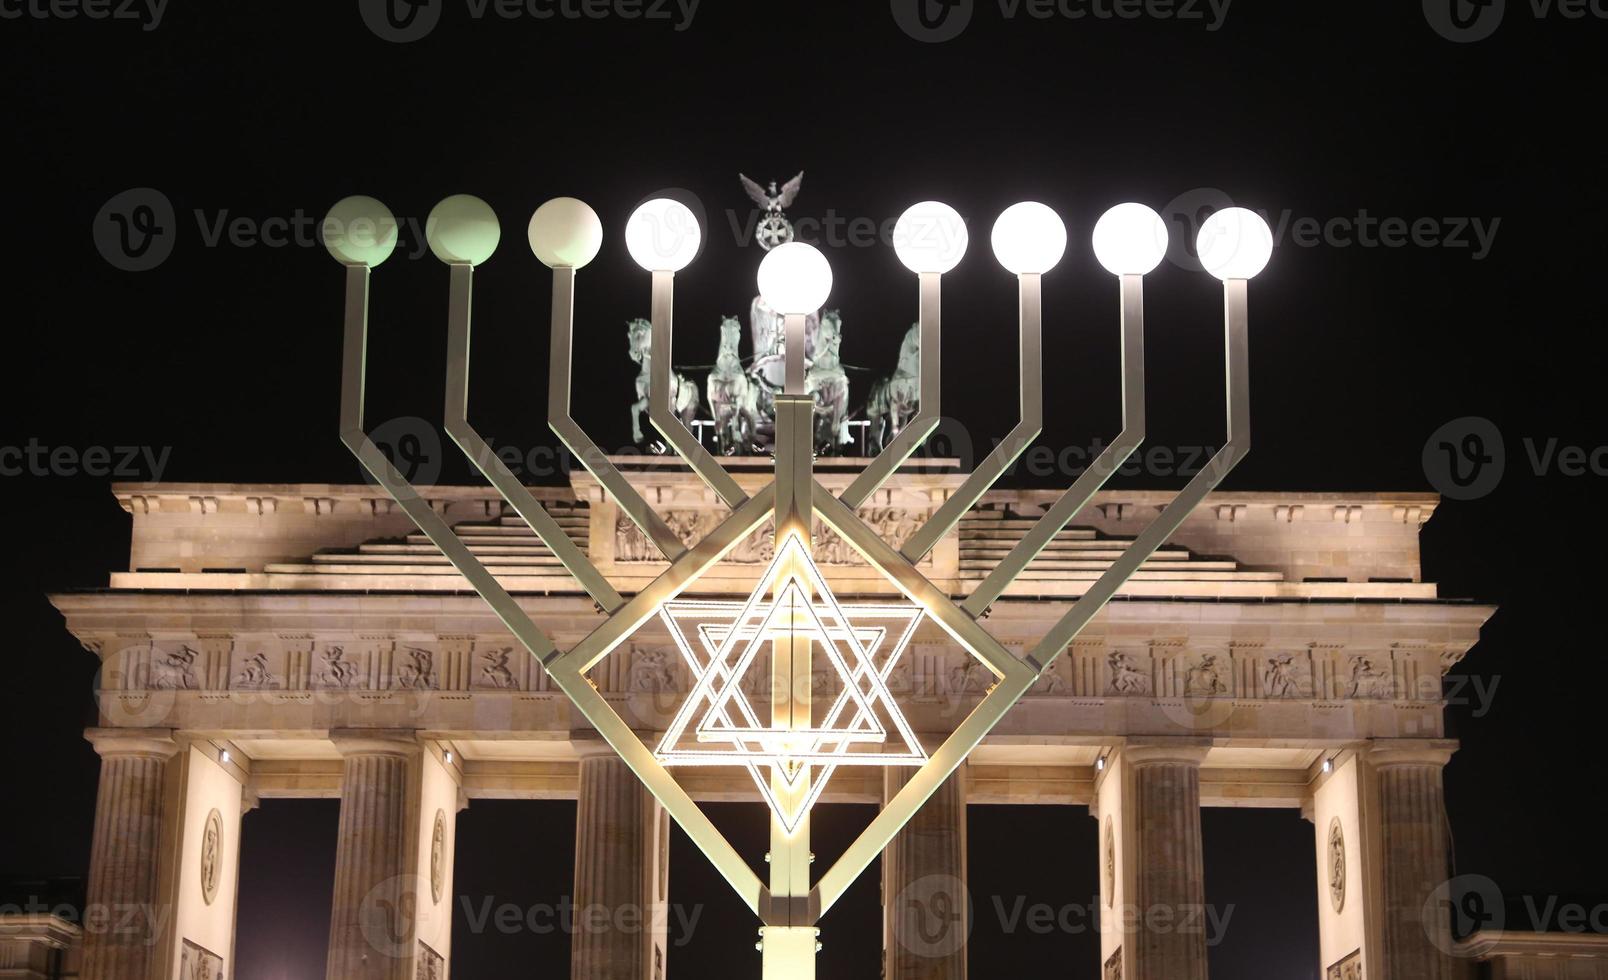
[337,253,1251,926]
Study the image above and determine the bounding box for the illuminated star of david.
[653,535,927,831]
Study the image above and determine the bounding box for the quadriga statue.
[865,323,921,454]
[707,316,760,455]
[627,317,700,448]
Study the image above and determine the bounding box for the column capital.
[1365,738,1458,768]
[328,728,422,758]
[571,737,625,761]
[1122,737,1211,768]
[84,727,179,760]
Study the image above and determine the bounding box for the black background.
[2,1,1605,977]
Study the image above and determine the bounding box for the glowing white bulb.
[426,194,501,266]
[1092,203,1168,276]
[528,197,603,270]
[990,202,1067,275]
[1196,207,1274,280]
[892,201,968,274]
[625,197,701,272]
[321,195,399,268]
[757,242,832,314]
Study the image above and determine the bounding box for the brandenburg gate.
[39,192,1533,980]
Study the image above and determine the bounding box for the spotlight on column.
[1322,756,1334,774]
[625,197,701,272]
[757,241,833,314]
[528,197,603,270]
[444,750,454,765]
[219,748,231,765]
[1197,206,1274,281]
[1092,202,1168,276]
[893,200,968,274]
[991,201,1067,275]
[1095,754,1107,772]
[426,194,502,266]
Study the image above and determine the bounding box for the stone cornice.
[1456,930,1608,960]
[1365,738,1459,768]
[84,727,180,759]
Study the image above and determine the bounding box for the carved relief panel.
[180,939,223,980]
[1326,949,1362,980]
[614,510,931,566]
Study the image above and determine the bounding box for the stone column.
[883,766,969,980]
[81,729,178,980]
[1370,742,1456,980]
[326,732,421,980]
[572,747,669,980]
[1124,743,1210,980]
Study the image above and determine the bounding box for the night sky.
[2,2,1606,977]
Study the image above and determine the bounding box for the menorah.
[322,188,1272,978]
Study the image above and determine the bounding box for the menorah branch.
[961,272,1149,616]
[441,263,624,612]
[902,271,1046,561]
[650,270,749,509]
[545,266,686,561]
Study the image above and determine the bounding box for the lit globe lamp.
[528,197,604,270]
[990,201,1066,276]
[321,195,400,268]
[1196,207,1273,281]
[625,197,702,273]
[1091,202,1168,277]
[425,194,501,266]
[757,242,833,395]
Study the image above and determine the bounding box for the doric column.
[883,766,969,980]
[572,746,669,980]
[1370,742,1456,980]
[1100,741,1210,980]
[81,729,179,980]
[327,731,421,980]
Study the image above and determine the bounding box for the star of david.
[653,535,927,831]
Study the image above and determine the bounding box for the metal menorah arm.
[961,273,1149,617]
[440,263,625,612]
[839,271,943,509]
[344,258,767,916]
[1028,277,1251,670]
[650,270,748,509]
[338,264,560,664]
[546,266,686,561]
[901,272,1046,562]
[808,483,1038,916]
